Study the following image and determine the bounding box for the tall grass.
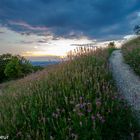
[122,37,140,76]
[0,47,139,140]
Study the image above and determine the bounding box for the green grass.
[122,37,140,76]
[0,47,140,140]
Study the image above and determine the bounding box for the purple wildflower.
[91,115,95,121]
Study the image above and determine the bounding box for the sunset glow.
[21,36,93,57]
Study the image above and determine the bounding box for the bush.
[4,58,23,79]
[0,54,42,82]
[122,37,140,76]
[20,59,33,75]
[33,66,43,72]
[107,42,117,56]
[0,54,13,82]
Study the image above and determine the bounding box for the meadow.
[122,37,140,76]
[0,46,140,140]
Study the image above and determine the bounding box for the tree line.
[0,54,42,83]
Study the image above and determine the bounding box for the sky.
[0,0,140,60]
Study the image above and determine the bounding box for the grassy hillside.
[122,37,140,76]
[0,47,140,140]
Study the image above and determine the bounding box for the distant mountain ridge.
[31,61,60,67]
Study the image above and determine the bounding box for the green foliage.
[4,58,23,79]
[33,66,43,72]
[0,54,43,82]
[107,42,117,56]
[108,41,115,47]
[0,47,139,140]
[20,60,33,75]
[0,54,13,82]
[134,25,140,35]
[122,37,140,76]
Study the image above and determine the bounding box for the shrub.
[122,37,140,76]
[4,57,23,79]
[107,42,117,56]
[33,66,43,72]
[0,54,13,82]
[0,54,42,82]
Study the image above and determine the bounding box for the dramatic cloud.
[0,26,93,58]
[9,21,48,31]
[0,0,140,39]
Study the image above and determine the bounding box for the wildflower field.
[0,47,139,140]
[122,37,140,76]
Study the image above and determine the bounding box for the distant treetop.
[134,25,140,35]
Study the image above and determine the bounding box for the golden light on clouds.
[22,50,67,57]
[22,38,93,57]
[0,26,94,58]
[0,26,126,60]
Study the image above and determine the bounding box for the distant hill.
[31,60,60,67]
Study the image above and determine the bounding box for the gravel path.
[109,50,140,120]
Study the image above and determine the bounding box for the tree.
[108,42,115,47]
[0,54,13,82]
[134,25,140,35]
[14,55,33,75]
[0,53,42,82]
[4,58,23,79]
[107,42,116,55]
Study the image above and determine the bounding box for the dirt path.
[109,50,140,120]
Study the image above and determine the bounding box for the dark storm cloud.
[0,31,5,34]
[0,0,140,39]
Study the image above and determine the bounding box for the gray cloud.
[0,31,5,34]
